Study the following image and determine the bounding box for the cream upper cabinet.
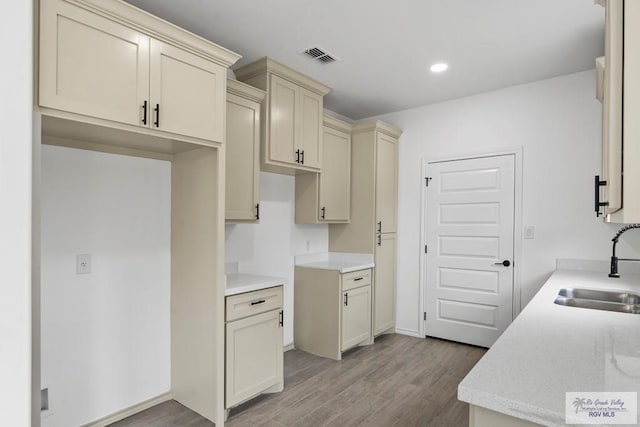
[374,233,396,335]
[596,0,640,223]
[226,80,265,222]
[39,0,239,144]
[149,40,226,142]
[234,57,331,174]
[40,0,150,127]
[295,115,352,224]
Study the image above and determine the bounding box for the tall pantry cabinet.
[329,121,402,335]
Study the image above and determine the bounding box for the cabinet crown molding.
[352,120,402,139]
[60,0,242,68]
[227,79,266,103]
[234,57,331,96]
[323,114,353,133]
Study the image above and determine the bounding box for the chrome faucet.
[609,224,640,278]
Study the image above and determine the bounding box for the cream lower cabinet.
[234,58,331,174]
[225,286,284,415]
[226,80,265,222]
[39,0,235,143]
[295,115,352,223]
[294,267,372,360]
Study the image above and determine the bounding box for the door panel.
[341,285,371,351]
[299,88,322,169]
[375,134,397,233]
[320,127,350,221]
[269,75,298,164]
[226,93,260,221]
[425,155,515,348]
[226,310,283,407]
[374,233,396,335]
[40,0,149,126]
[150,39,225,142]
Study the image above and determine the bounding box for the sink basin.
[554,287,640,314]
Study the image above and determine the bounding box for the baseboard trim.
[82,392,173,427]
[395,327,423,338]
[284,343,295,352]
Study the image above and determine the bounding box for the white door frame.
[418,147,524,338]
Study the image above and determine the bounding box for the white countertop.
[458,265,640,426]
[294,252,374,273]
[225,273,285,296]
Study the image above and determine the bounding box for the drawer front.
[342,269,372,292]
[226,286,283,322]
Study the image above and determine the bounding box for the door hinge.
[424,245,428,254]
[425,177,432,186]
[423,312,427,321]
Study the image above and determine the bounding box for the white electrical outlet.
[76,254,92,274]
[524,226,535,239]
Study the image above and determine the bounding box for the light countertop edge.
[225,273,286,296]
[294,252,374,273]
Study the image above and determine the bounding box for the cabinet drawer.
[226,286,283,322]
[342,269,372,291]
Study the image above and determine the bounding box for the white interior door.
[424,154,515,348]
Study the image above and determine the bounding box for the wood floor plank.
[112,334,485,427]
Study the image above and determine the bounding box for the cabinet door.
[374,233,396,335]
[269,75,298,164]
[226,310,283,408]
[299,88,323,169]
[40,0,149,126]
[601,0,623,216]
[341,285,371,351]
[320,127,351,221]
[226,93,260,221]
[375,133,398,233]
[150,40,225,142]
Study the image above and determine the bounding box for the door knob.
[494,260,511,267]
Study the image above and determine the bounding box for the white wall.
[371,70,640,335]
[41,146,171,426]
[226,172,328,345]
[0,1,33,425]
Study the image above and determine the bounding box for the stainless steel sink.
[554,287,640,314]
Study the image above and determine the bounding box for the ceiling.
[125,0,605,120]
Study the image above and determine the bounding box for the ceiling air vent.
[303,47,339,64]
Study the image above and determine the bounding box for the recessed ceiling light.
[430,63,448,73]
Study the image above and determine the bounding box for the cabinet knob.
[320,206,326,220]
[301,150,305,165]
[295,149,300,164]
[377,221,382,233]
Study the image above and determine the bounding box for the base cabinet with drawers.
[225,286,284,417]
[294,267,372,360]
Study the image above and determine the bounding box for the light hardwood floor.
[110,334,486,427]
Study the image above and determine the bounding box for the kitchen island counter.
[459,262,640,426]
